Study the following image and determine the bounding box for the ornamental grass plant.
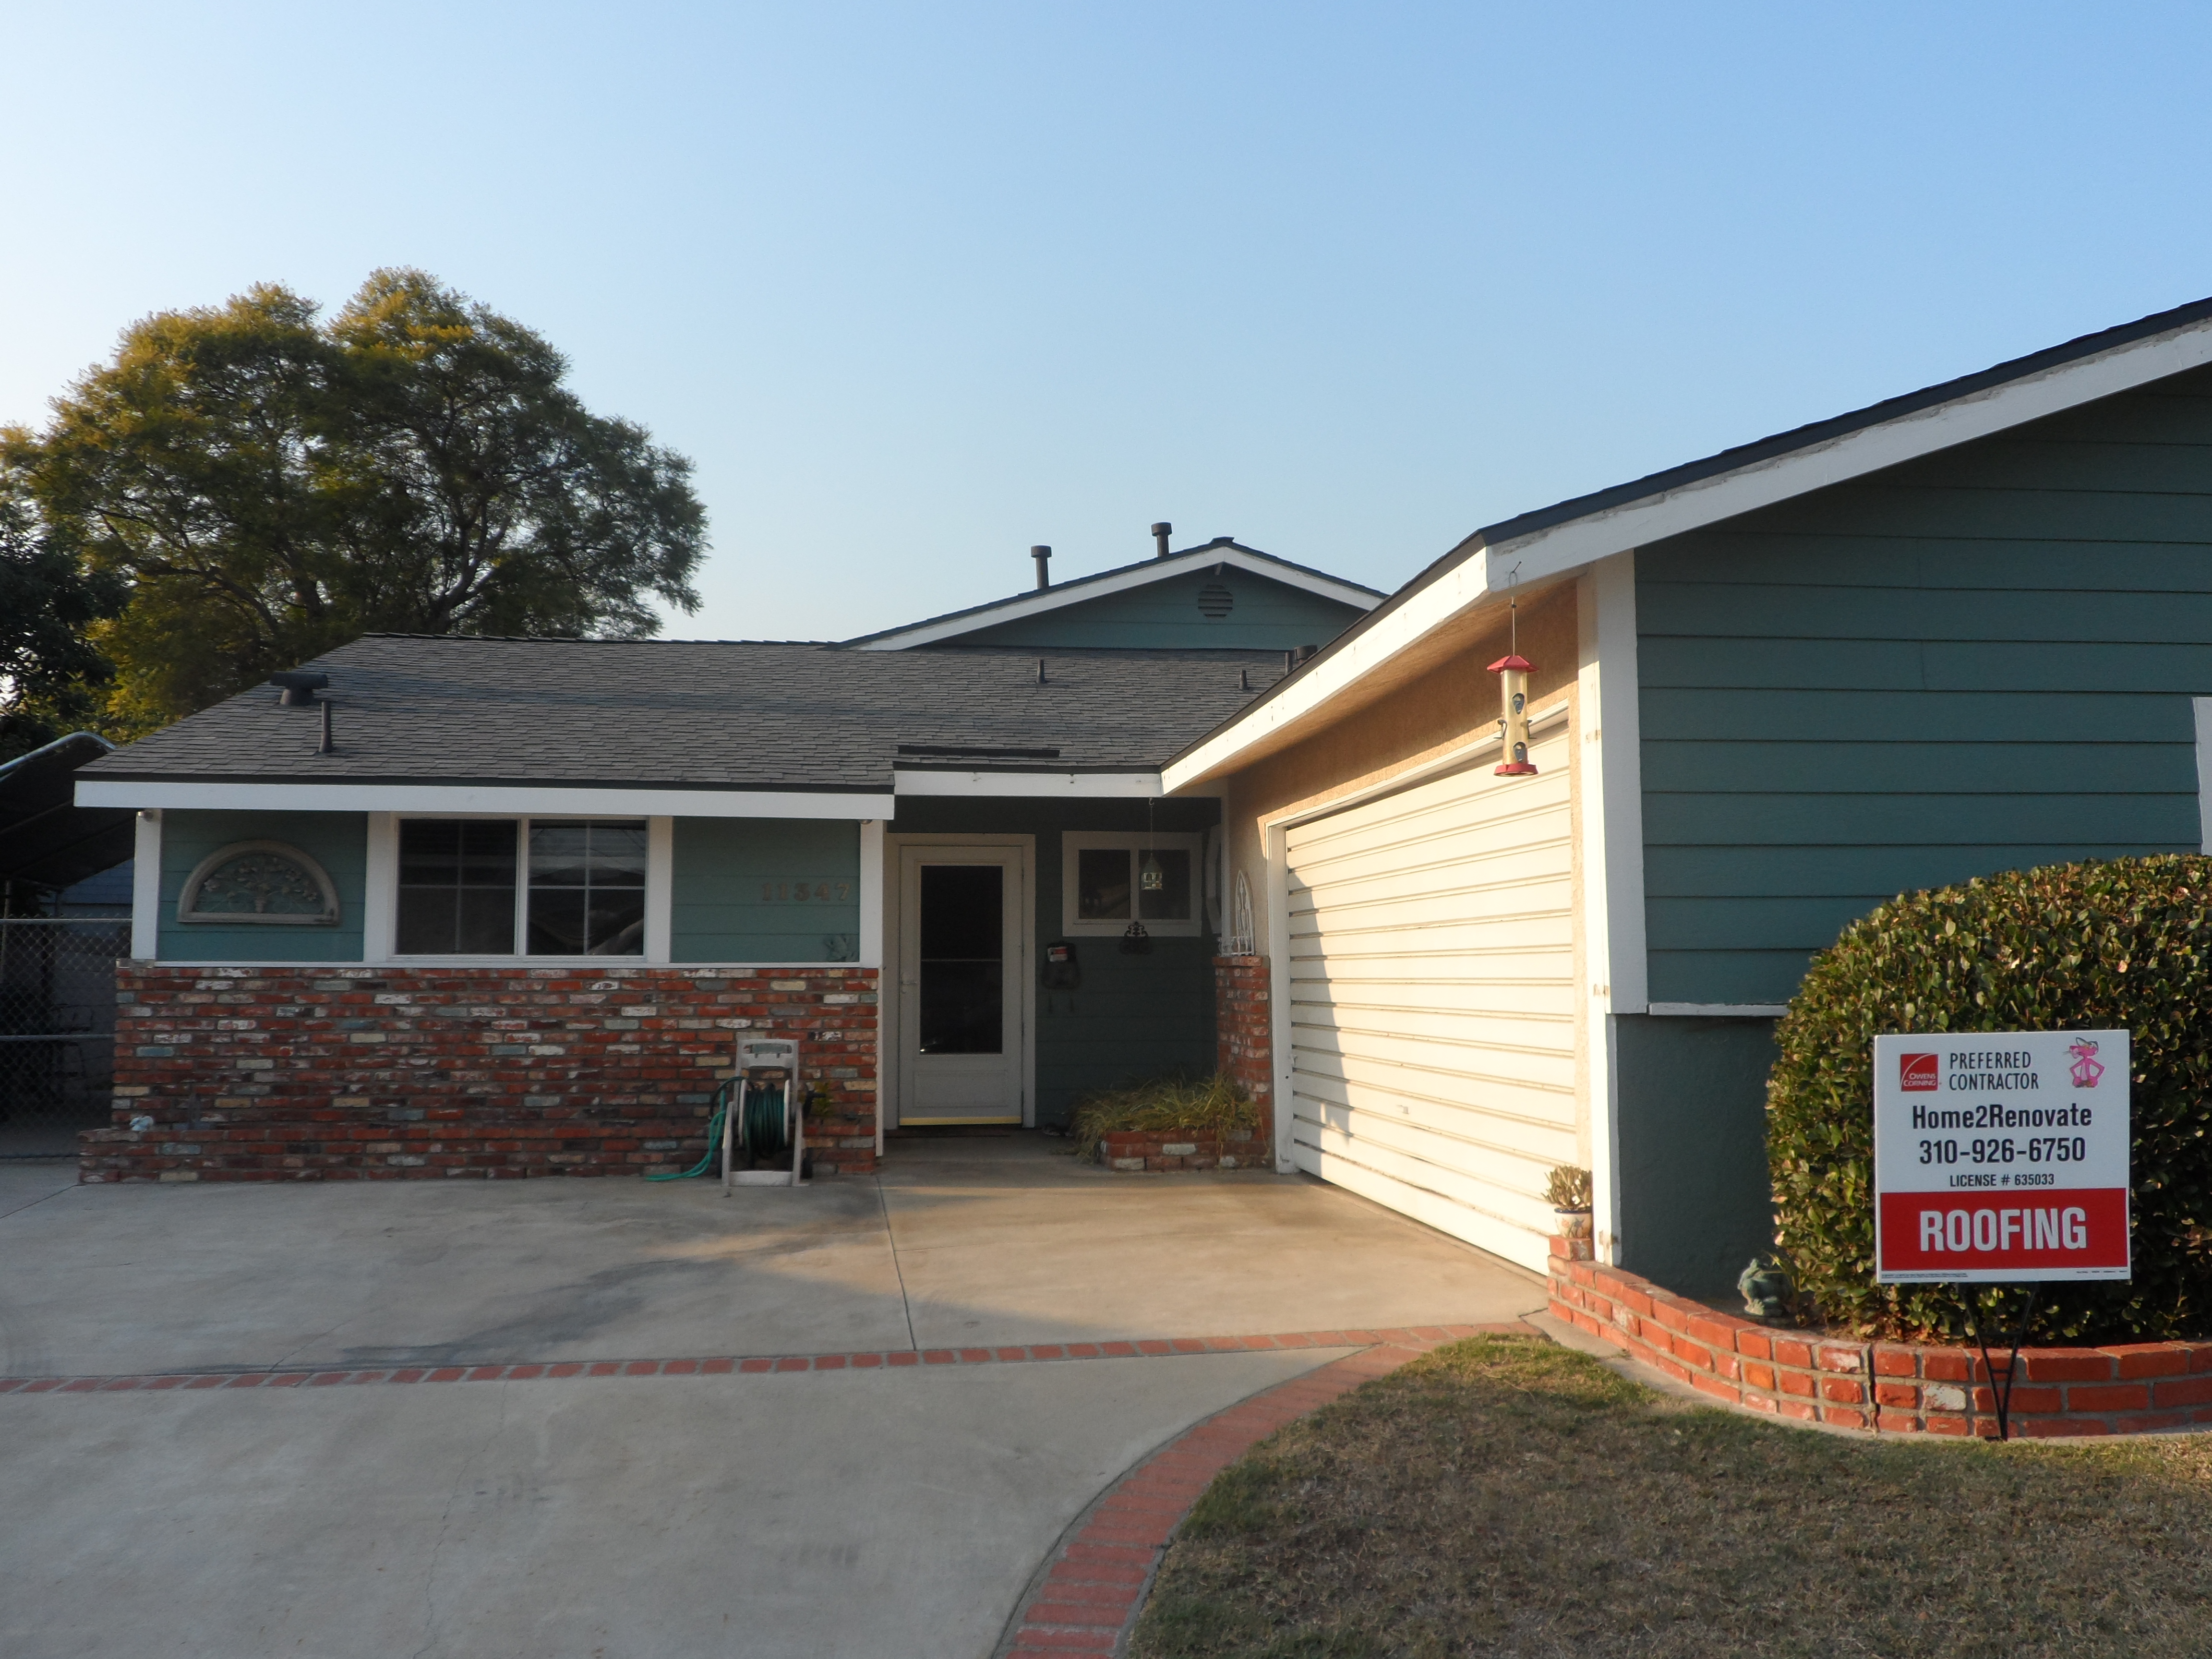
[1067,1072,1258,1163]
[1767,855,2212,1343]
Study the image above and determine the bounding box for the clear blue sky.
[6,4,2211,640]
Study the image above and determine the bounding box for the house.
[71,535,1379,1182]
[1164,294,2212,1296]
[77,295,2212,1307]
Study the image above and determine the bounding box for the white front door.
[898,846,1023,1124]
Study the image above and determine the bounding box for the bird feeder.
[1489,654,1539,775]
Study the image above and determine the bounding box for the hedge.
[1767,856,2212,1343]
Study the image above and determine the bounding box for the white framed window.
[393,817,649,958]
[1060,831,1206,937]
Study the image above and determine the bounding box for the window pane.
[587,890,647,955]
[1137,848,1192,921]
[525,820,646,956]
[526,889,588,955]
[398,819,516,954]
[918,864,1002,1053]
[396,888,454,954]
[1076,847,1130,920]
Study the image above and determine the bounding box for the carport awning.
[0,732,134,890]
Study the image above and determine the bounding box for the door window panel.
[918,863,1004,1054]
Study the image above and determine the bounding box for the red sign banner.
[1875,1189,2129,1274]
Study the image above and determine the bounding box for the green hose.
[739,1077,792,1159]
[644,1079,732,1181]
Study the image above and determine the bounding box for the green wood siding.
[890,797,1221,1125]
[670,819,861,962]
[941,568,1364,651]
[1639,363,2212,1007]
[158,810,367,961]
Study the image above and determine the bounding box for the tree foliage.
[1767,857,2212,1344]
[0,456,123,759]
[4,269,705,727]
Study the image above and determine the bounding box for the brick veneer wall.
[84,964,878,1183]
[1214,954,1272,1142]
[1550,1244,2212,1438]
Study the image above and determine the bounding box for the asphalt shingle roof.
[81,636,1292,794]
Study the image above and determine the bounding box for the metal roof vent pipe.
[1032,545,1051,591]
[1151,522,1172,559]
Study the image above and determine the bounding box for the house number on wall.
[759,880,853,903]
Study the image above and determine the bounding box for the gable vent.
[1196,583,1234,620]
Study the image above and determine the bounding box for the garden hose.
[644,1078,731,1181]
[738,1075,792,1160]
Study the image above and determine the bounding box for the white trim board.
[1165,312,2212,791]
[893,769,1163,798]
[850,547,1381,651]
[78,780,894,820]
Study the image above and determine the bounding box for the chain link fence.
[0,916,128,1157]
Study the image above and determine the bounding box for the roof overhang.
[76,780,896,820]
[892,768,1165,797]
[1165,301,2212,792]
[849,547,1381,651]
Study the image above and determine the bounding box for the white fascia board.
[892,769,1163,797]
[1164,549,1495,791]
[1165,315,2212,792]
[76,780,895,820]
[851,549,1380,651]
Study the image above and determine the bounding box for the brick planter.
[84,963,879,1183]
[1550,1242,2212,1438]
[1101,1128,1263,1172]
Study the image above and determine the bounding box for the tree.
[0,457,123,759]
[5,269,706,727]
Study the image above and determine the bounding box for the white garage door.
[1283,722,1576,1272]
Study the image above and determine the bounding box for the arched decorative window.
[1227,871,1255,957]
[177,841,342,926]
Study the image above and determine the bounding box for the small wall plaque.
[177,841,342,926]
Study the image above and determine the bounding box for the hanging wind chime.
[1489,581,1539,777]
[1124,800,1161,954]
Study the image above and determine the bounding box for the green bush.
[1067,1072,1258,1163]
[1767,856,2212,1343]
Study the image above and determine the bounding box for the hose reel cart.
[723,1036,807,1189]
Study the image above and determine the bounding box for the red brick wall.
[1550,1243,2212,1438]
[84,964,879,1183]
[1214,955,1272,1150]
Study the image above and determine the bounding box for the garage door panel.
[1292,834,1570,905]
[1284,725,1576,1270]
[1292,1117,1562,1253]
[1288,997,1576,1046]
[1288,1144,1549,1272]
[1291,1043,1576,1122]
[1291,1075,1579,1165]
[1289,768,1569,868]
[1295,1100,1575,1210]
[1291,903,1575,954]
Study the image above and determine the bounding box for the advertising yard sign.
[1872,1031,2131,1284]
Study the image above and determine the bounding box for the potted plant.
[1545,1165,1593,1258]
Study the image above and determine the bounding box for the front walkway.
[0,1136,1546,1659]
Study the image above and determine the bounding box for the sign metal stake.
[1960,1283,2042,1442]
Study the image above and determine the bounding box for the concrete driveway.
[0,1136,1547,1659]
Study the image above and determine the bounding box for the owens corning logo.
[1899,1053,1938,1093]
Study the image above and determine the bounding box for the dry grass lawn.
[1130,1334,2212,1659]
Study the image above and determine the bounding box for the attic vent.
[1196,583,1234,621]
